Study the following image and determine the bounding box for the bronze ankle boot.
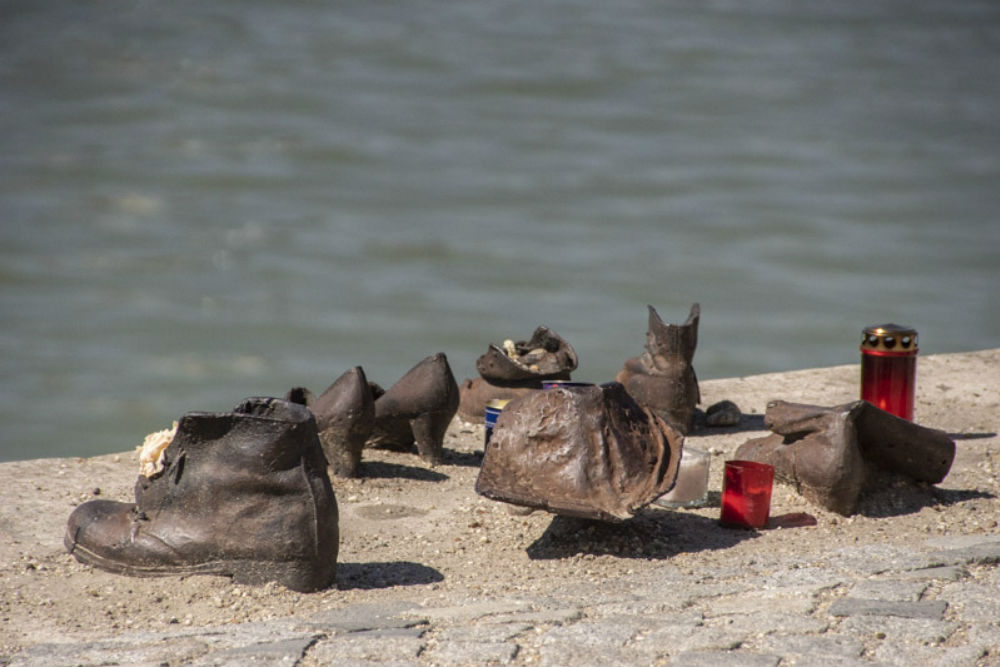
[457,326,579,422]
[287,366,374,478]
[616,303,701,434]
[735,399,955,516]
[366,353,459,466]
[475,382,684,521]
[64,397,339,592]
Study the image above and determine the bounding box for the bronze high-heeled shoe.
[366,352,459,466]
[286,366,374,478]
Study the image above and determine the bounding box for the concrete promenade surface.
[1,349,999,666]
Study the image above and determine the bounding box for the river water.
[2,0,998,461]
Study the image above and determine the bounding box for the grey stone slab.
[668,650,781,667]
[348,627,428,640]
[847,579,928,602]
[838,615,958,646]
[9,636,212,667]
[489,607,584,626]
[924,534,1000,549]
[423,640,519,666]
[628,622,745,664]
[405,599,533,622]
[895,565,968,581]
[299,601,424,634]
[434,622,532,643]
[535,619,643,667]
[828,598,948,620]
[939,579,1000,621]
[756,633,864,663]
[869,641,990,667]
[700,584,831,617]
[307,633,426,666]
[756,568,845,589]
[192,636,316,667]
[590,596,691,618]
[819,545,928,576]
[670,627,746,654]
[926,541,1000,567]
[702,612,829,635]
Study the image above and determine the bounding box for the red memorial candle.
[860,323,918,421]
[720,460,774,529]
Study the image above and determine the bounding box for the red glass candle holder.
[720,460,774,529]
[860,323,917,421]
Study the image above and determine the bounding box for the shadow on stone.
[693,411,766,434]
[337,561,444,590]
[948,431,997,440]
[442,449,484,468]
[525,510,759,561]
[358,461,449,482]
[856,478,994,519]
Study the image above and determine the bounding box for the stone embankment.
[2,350,998,666]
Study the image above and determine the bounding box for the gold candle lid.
[861,323,918,353]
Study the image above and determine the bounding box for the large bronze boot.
[366,352,459,466]
[735,401,868,516]
[735,399,955,516]
[475,382,684,521]
[64,397,339,592]
[457,326,579,422]
[616,303,701,434]
[286,366,375,478]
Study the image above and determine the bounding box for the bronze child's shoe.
[616,303,701,434]
[64,397,339,592]
[475,382,684,521]
[735,399,955,516]
[366,352,459,466]
[457,326,579,422]
[287,366,375,478]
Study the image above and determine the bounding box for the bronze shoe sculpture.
[286,366,375,478]
[457,326,579,422]
[64,397,339,592]
[616,303,701,434]
[475,382,684,521]
[366,352,459,467]
[734,400,955,516]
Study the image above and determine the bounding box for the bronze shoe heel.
[287,367,374,478]
[367,353,460,467]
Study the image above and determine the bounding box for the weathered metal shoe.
[735,400,955,516]
[64,397,339,592]
[457,327,578,422]
[616,303,701,434]
[475,382,684,521]
[366,353,459,466]
[287,366,375,478]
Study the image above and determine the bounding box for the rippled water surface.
[2,0,998,460]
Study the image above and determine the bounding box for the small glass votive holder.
[654,446,710,508]
[720,460,775,529]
